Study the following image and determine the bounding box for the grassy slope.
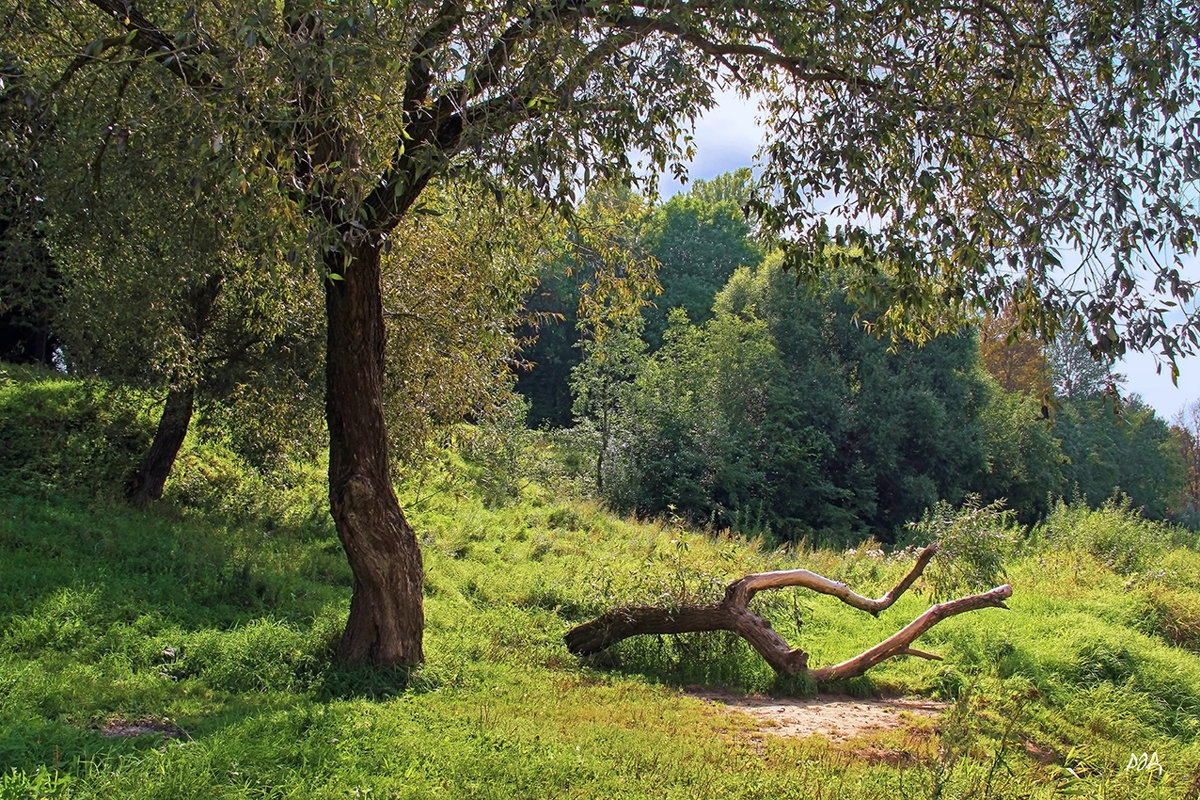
[2,365,1199,799]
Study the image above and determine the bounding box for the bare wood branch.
[902,647,944,661]
[810,585,1011,682]
[724,543,939,614]
[563,602,811,674]
[565,547,1011,684]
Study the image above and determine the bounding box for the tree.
[977,307,1052,399]
[602,257,992,543]
[810,283,988,538]
[570,317,646,494]
[608,305,791,529]
[11,0,1199,667]
[754,3,1200,366]
[36,90,324,504]
[688,168,757,211]
[517,174,757,424]
[1173,400,1200,527]
[973,379,1067,522]
[55,238,325,504]
[381,191,541,472]
[516,184,655,427]
[566,544,1013,683]
[639,181,764,347]
[1047,330,1123,400]
[1053,394,1184,519]
[515,249,590,428]
[0,62,59,366]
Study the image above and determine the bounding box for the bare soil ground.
[99,717,189,739]
[687,687,947,743]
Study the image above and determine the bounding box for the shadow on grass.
[0,713,195,783]
[576,633,907,700]
[314,662,443,701]
[0,489,342,637]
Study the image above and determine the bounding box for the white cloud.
[657,89,764,197]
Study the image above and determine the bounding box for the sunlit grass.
[2,367,1200,798]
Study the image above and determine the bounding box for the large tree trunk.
[126,383,195,506]
[325,236,424,667]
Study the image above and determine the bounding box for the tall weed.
[905,496,1018,599]
[1038,497,1169,576]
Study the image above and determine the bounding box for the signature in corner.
[1125,752,1162,776]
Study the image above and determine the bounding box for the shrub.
[1039,497,1169,576]
[905,495,1019,599]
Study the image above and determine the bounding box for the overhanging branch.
[83,0,222,89]
[601,12,863,87]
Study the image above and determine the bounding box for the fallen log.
[564,543,1012,683]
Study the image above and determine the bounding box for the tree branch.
[83,0,222,89]
[809,585,1011,682]
[46,35,129,97]
[565,546,1011,684]
[724,543,940,614]
[600,12,863,87]
[403,0,467,115]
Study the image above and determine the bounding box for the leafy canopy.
[5,0,1195,358]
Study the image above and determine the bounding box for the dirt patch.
[848,745,921,766]
[687,687,947,743]
[99,717,188,740]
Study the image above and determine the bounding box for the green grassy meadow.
[2,365,1200,799]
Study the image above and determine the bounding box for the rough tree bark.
[126,383,196,506]
[324,236,424,666]
[564,543,1012,683]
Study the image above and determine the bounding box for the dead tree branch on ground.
[564,543,1012,683]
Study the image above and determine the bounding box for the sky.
[656,90,1200,422]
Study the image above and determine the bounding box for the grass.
[2,364,1200,798]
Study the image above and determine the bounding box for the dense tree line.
[522,181,1190,544]
[518,176,762,426]
[1175,401,1200,529]
[0,61,58,366]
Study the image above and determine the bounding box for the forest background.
[4,3,1200,793]
[7,154,1200,545]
